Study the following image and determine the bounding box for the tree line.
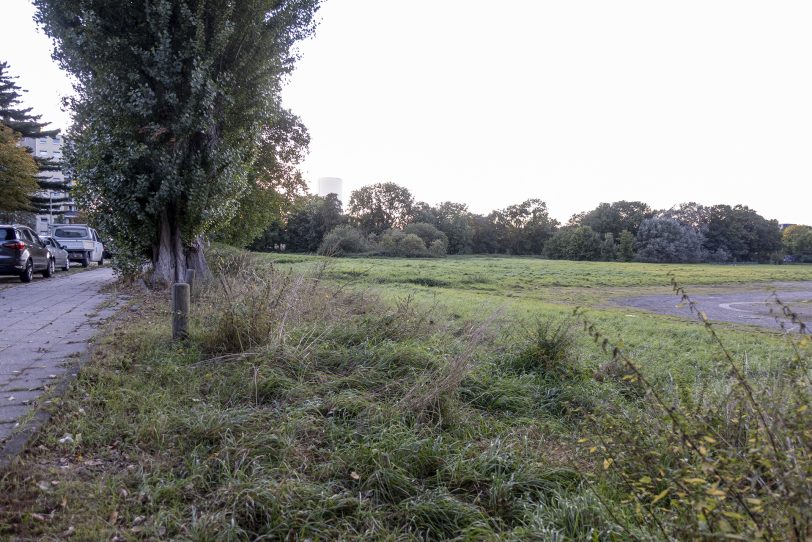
[250,182,808,263]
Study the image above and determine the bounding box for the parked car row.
[0,224,105,283]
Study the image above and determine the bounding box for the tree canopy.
[34,0,319,282]
[348,182,414,234]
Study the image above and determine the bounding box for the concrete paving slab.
[0,267,115,449]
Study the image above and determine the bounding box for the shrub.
[576,282,812,540]
[398,233,428,257]
[317,225,370,256]
[428,238,447,257]
[404,222,448,249]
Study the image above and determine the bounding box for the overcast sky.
[2,0,810,224]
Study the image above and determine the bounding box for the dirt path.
[614,281,812,331]
[0,268,117,448]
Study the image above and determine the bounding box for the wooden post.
[184,268,196,297]
[172,282,190,340]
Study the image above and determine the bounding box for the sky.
[2,0,810,224]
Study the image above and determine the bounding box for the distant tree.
[34,0,320,282]
[635,218,703,263]
[471,214,500,254]
[574,201,654,237]
[430,201,474,254]
[659,202,711,231]
[600,233,617,261]
[348,182,414,234]
[543,226,601,261]
[0,124,39,212]
[782,225,812,262]
[490,199,558,254]
[618,230,635,262]
[286,194,345,252]
[703,205,781,262]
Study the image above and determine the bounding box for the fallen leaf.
[350,471,361,480]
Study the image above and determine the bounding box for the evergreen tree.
[0,61,69,215]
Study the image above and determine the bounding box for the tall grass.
[576,275,811,540]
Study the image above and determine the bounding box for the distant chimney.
[317,177,343,202]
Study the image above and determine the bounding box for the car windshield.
[0,228,15,241]
[53,227,89,239]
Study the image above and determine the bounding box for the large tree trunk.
[152,211,210,287]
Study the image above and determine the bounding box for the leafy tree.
[573,200,654,237]
[782,225,812,262]
[0,124,39,212]
[600,233,617,261]
[286,194,345,252]
[348,182,414,234]
[34,0,319,282]
[703,205,781,262]
[543,226,601,261]
[490,199,558,254]
[659,202,711,231]
[618,229,635,262]
[471,214,500,254]
[634,217,703,263]
[216,107,310,247]
[410,201,473,254]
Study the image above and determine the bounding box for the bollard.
[184,268,196,297]
[172,282,190,340]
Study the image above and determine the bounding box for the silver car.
[40,235,71,271]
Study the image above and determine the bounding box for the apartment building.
[21,135,78,234]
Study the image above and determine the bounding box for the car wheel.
[81,253,89,268]
[98,257,104,266]
[20,259,34,283]
[43,258,55,278]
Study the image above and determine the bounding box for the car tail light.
[3,241,26,250]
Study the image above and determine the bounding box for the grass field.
[1,250,809,540]
[256,253,812,383]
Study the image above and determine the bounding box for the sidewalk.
[0,267,117,447]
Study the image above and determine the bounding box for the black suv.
[0,224,54,282]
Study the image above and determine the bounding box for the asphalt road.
[614,281,812,332]
[0,267,116,446]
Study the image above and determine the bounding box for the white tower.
[317,177,343,203]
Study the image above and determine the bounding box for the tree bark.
[152,211,211,287]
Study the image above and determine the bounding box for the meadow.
[0,251,809,540]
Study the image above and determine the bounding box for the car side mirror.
[61,245,68,250]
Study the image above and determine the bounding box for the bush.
[398,233,428,257]
[404,222,448,249]
[317,225,370,256]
